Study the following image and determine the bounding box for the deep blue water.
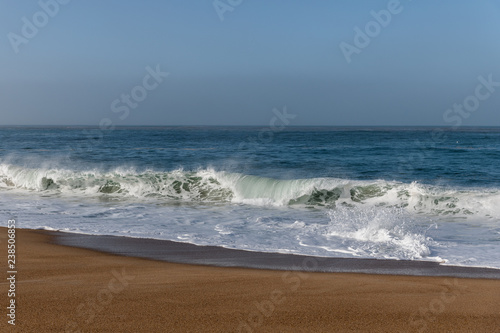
[2,126,499,186]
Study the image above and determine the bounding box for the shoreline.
[53,228,500,279]
[2,227,500,332]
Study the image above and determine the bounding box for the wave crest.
[1,163,499,218]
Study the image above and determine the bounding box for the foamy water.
[1,127,499,268]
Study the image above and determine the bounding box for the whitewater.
[1,126,499,269]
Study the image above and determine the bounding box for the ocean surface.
[1,126,500,269]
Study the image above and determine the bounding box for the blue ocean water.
[1,126,499,268]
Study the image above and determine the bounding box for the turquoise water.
[1,127,499,268]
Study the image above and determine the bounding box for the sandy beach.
[1,227,500,332]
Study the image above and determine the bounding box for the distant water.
[1,126,499,269]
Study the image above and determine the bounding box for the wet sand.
[56,231,500,279]
[1,227,499,332]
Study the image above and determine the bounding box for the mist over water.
[1,127,499,268]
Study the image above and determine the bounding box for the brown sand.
[1,228,499,332]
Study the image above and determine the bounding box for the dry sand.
[1,227,499,332]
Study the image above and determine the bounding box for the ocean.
[1,126,499,269]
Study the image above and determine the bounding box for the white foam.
[1,163,500,269]
[1,163,500,220]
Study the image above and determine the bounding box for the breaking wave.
[1,163,499,219]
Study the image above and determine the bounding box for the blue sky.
[1,0,500,126]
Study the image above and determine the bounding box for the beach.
[1,227,499,332]
[4,0,500,331]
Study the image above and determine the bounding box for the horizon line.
[1,125,500,128]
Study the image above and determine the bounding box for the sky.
[1,0,500,126]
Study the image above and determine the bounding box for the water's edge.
[50,229,500,279]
